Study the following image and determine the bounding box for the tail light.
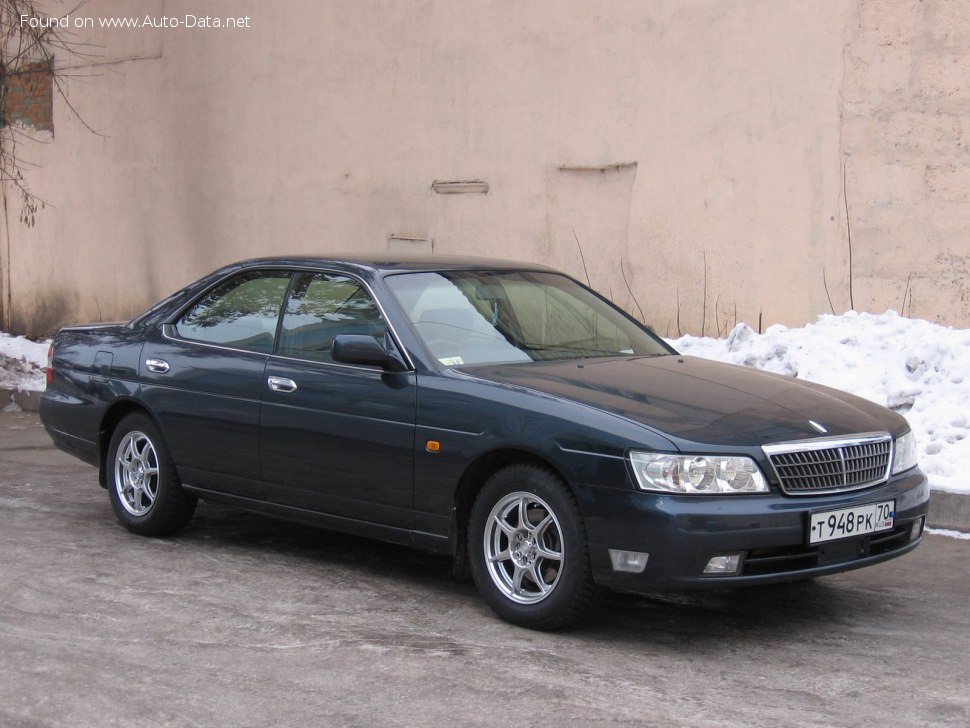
[46,342,54,386]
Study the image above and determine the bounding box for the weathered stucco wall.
[842,0,970,325]
[1,0,968,336]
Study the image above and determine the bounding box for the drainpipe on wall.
[0,181,10,332]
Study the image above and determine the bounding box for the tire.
[468,465,599,630]
[106,413,197,537]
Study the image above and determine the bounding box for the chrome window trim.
[162,327,410,374]
[762,431,894,496]
[265,351,405,374]
[161,326,276,359]
[162,265,415,372]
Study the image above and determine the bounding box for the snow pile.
[669,311,970,494]
[0,334,48,391]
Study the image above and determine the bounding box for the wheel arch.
[97,399,163,488]
[450,447,572,579]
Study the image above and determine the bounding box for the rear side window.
[277,272,385,362]
[175,271,292,352]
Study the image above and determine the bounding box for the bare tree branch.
[901,272,913,317]
[676,286,682,337]
[572,228,591,287]
[0,0,100,225]
[619,258,645,323]
[701,250,708,337]
[842,155,855,310]
[822,266,836,315]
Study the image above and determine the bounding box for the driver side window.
[277,272,385,363]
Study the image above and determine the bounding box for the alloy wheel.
[483,491,564,604]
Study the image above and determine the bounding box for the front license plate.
[808,500,895,545]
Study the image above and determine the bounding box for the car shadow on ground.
[179,500,468,590]
[157,499,901,647]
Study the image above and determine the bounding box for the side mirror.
[332,334,407,372]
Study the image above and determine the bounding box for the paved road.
[1,410,968,727]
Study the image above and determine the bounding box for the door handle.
[268,376,298,393]
[145,358,170,374]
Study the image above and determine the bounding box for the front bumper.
[581,468,930,592]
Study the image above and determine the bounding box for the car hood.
[464,355,904,448]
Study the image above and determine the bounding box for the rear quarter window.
[175,271,292,352]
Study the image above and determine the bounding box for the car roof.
[231,254,557,275]
[127,254,564,331]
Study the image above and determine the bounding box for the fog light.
[910,516,925,543]
[703,553,744,576]
[609,549,649,574]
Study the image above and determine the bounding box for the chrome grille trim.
[762,432,893,495]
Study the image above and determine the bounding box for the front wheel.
[107,413,196,537]
[468,465,598,630]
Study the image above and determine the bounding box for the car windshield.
[386,270,671,366]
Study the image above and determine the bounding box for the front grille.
[764,433,892,495]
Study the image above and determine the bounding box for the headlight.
[892,430,918,475]
[629,451,769,494]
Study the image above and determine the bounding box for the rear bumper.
[40,392,100,468]
[582,468,930,592]
[43,423,99,468]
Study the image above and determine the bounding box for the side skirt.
[180,484,453,555]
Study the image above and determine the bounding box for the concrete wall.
[1,0,968,336]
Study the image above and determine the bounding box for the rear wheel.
[468,465,598,630]
[107,413,196,536]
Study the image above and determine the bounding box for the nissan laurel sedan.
[40,256,929,629]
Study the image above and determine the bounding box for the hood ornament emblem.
[809,420,828,434]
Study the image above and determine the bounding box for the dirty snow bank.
[0,334,48,391]
[669,311,970,495]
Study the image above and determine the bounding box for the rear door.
[140,269,292,499]
[259,271,417,528]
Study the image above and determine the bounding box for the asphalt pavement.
[1,410,969,727]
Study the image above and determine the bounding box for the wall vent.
[431,180,489,194]
[388,235,432,253]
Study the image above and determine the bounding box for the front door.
[259,271,416,528]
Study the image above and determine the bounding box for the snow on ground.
[0,333,48,392]
[926,528,970,540]
[669,310,970,495]
[1,311,967,494]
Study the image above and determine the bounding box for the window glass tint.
[503,279,636,354]
[386,271,670,366]
[175,271,291,353]
[277,272,385,362]
[388,273,530,366]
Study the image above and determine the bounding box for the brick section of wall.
[2,61,54,132]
